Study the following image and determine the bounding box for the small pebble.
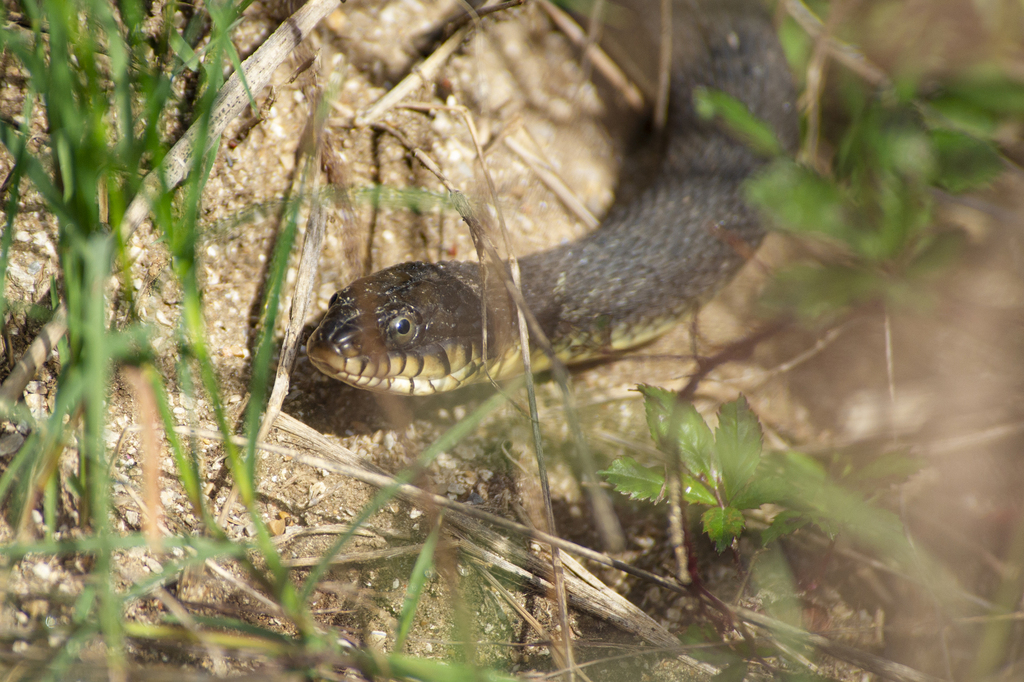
[0,432,25,455]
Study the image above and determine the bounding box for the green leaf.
[168,29,200,72]
[777,16,813,73]
[928,95,999,137]
[729,469,788,510]
[681,474,717,505]
[714,397,762,502]
[693,87,783,156]
[702,506,745,552]
[395,522,441,651]
[845,450,926,490]
[745,159,852,243]
[763,450,924,551]
[638,385,715,479]
[776,449,828,481]
[930,129,1003,192]
[939,75,1024,118]
[760,510,810,545]
[880,127,936,181]
[599,457,665,502]
[873,178,933,261]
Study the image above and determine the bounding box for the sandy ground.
[2,0,1024,678]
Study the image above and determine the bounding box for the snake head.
[307,261,505,394]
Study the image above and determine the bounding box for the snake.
[307,0,799,395]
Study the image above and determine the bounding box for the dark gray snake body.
[307,0,799,394]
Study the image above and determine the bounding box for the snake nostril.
[337,338,360,358]
[322,324,363,358]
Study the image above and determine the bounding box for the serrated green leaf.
[681,474,716,505]
[930,129,1003,192]
[729,470,787,510]
[760,510,810,545]
[676,407,716,479]
[599,457,665,502]
[778,449,828,479]
[702,506,745,552]
[638,385,715,479]
[714,397,762,502]
[639,384,678,442]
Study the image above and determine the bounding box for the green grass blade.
[395,519,442,651]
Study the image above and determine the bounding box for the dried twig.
[354,27,471,127]
[784,0,891,88]
[283,543,426,568]
[538,0,644,111]
[257,75,333,444]
[503,134,599,229]
[0,304,66,412]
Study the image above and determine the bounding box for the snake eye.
[328,292,340,308]
[386,313,419,346]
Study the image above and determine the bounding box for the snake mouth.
[306,325,495,395]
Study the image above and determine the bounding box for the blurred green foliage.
[745,9,1021,322]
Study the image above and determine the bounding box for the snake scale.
[307,0,799,395]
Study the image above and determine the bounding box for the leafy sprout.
[602,388,923,555]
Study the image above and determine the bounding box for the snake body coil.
[308,0,799,395]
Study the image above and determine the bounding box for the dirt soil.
[2,0,1024,679]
